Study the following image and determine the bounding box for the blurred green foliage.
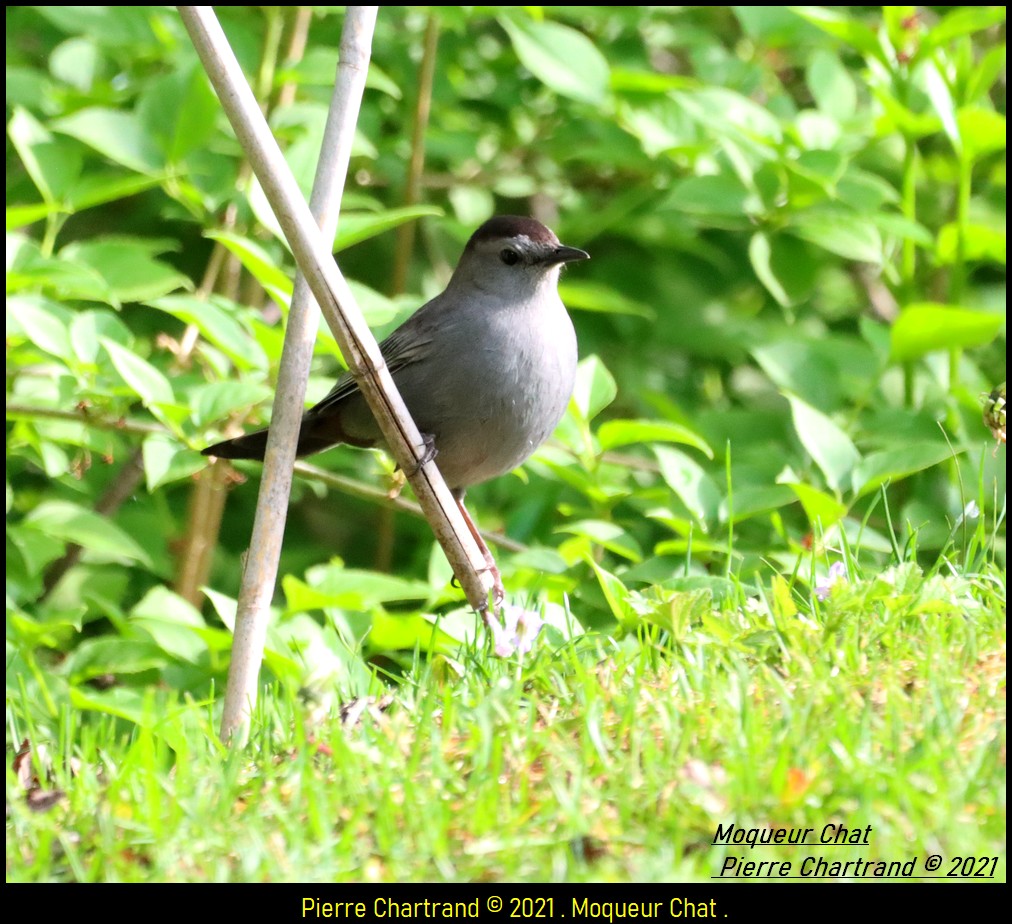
[6,7,1006,722]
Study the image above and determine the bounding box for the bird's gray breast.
[399,294,577,491]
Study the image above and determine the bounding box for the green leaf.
[835,170,900,212]
[853,442,956,496]
[558,280,655,319]
[7,171,163,228]
[72,172,164,213]
[147,294,268,371]
[873,89,943,139]
[654,445,721,527]
[8,107,83,204]
[722,485,798,522]
[756,233,818,306]
[789,211,883,263]
[191,381,272,429]
[23,500,152,566]
[918,7,1007,56]
[923,60,961,153]
[956,108,1006,162]
[68,687,149,726]
[557,520,642,562]
[791,7,886,62]
[142,434,205,491]
[785,481,848,528]
[7,295,74,362]
[333,206,444,253]
[289,563,432,611]
[889,304,1005,362]
[499,16,609,105]
[610,69,694,95]
[277,48,402,98]
[619,100,695,157]
[130,586,206,663]
[867,212,935,248]
[206,231,293,306]
[679,88,783,144]
[570,355,617,422]
[64,638,169,682]
[62,239,189,303]
[750,232,790,307]
[6,201,52,228]
[368,611,461,654]
[597,419,713,458]
[138,63,219,163]
[586,558,640,630]
[70,309,131,364]
[966,45,1007,104]
[203,588,238,633]
[806,49,856,119]
[752,339,847,411]
[787,395,861,493]
[101,336,174,407]
[936,223,1006,266]
[51,107,162,174]
[668,174,754,218]
[736,6,816,45]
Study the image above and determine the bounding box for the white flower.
[814,561,848,601]
[484,605,545,657]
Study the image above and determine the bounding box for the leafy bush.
[6,7,1005,727]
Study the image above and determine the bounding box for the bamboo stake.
[178,7,494,744]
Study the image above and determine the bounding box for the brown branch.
[40,449,146,599]
[174,461,231,605]
[276,7,314,111]
[390,13,439,295]
[7,401,532,551]
[6,403,164,436]
[294,461,526,553]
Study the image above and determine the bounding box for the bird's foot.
[481,561,506,611]
[453,561,505,611]
[405,432,438,477]
[472,538,505,610]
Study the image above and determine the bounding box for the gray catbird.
[203,216,589,592]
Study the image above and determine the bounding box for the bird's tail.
[202,417,356,461]
[202,428,271,460]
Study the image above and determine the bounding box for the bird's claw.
[483,564,506,611]
[452,565,505,612]
[405,433,438,477]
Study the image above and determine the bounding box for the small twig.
[391,13,439,295]
[379,14,440,569]
[276,7,314,111]
[850,265,899,323]
[7,401,527,552]
[255,7,285,110]
[174,461,230,607]
[41,449,146,599]
[294,461,526,553]
[5,403,164,436]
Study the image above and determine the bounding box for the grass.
[6,551,1005,882]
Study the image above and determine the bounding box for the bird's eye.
[499,248,520,266]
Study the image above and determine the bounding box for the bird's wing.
[304,299,440,418]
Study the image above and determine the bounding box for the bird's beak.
[547,245,590,265]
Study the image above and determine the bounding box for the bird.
[203,215,589,601]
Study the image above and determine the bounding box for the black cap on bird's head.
[464,215,589,267]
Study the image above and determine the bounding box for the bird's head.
[450,215,589,298]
